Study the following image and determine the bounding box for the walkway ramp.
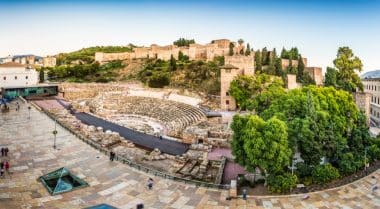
[75,112,189,155]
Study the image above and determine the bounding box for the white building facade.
[0,62,39,89]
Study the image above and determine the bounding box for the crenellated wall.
[95,39,241,63]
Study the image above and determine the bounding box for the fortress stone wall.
[220,56,255,110]
[95,39,243,63]
[306,67,323,86]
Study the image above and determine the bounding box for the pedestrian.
[109,151,115,161]
[147,178,154,190]
[4,161,9,173]
[242,189,247,200]
[0,161,3,177]
[159,135,163,140]
[371,184,378,193]
[4,147,8,157]
[1,147,3,157]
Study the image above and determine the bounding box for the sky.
[0,0,379,72]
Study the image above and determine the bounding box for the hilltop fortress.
[95,39,244,62]
[94,39,323,110]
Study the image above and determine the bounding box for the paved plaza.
[1,101,380,209]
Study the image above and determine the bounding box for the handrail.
[41,109,230,190]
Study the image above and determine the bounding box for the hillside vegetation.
[56,46,134,65]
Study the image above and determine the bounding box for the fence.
[42,109,230,190]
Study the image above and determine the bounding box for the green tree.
[231,115,292,175]
[229,74,285,111]
[262,47,268,65]
[255,50,262,73]
[324,67,338,87]
[39,69,45,83]
[178,51,189,62]
[274,57,283,76]
[261,86,362,166]
[333,46,363,92]
[173,38,195,47]
[169,55,177,71]
[245,43,251,56]
[297,56,305,82]
[229,42,235,56]
[265,48,277,75]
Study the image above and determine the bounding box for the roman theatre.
[40,82,235,186]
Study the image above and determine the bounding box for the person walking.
[4,161,10,178]
[0,161,4,177]
[4,147,8,157]
[242,189,247,200]
[1,147,3,157]
[109,151,115,161]
[147,178,154,190]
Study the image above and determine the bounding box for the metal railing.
[42,109,230,190]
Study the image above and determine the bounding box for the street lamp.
[365,146,369,174]
[52,119,58,149]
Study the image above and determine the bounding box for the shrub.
[295,162,312,178]
[148,72,170,88]
[311,163,340,185]
[267,173,297,194]
[338,152,363,175]
[368,144,380,162]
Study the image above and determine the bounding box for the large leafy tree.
[324,67,338,87]
[333,47,363,92]
[231,115,292,174]
[229,74,285,111]
[261,86,362,166]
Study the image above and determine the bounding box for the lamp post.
[291,157,297,175]
[365,146,369,174]
[53,119,58,149]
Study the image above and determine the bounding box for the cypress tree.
[262,47,268,65]
[297,56,305,82]
[245,43,251,56]
[255,50,262,73]
[229,42,235,56]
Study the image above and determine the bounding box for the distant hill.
[361,70,380,79]
[56,46,134,65]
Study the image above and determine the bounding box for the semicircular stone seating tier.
[90,95,206,137]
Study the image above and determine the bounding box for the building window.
[3,76,5,80]
[226,91,229,96]
[25,76,28,79]
[226,100,229,105]
[14,76,17,80]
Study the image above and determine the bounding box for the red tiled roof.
[0,62,27,68]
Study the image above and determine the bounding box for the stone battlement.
[95,39,244,63]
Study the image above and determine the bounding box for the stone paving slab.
[1,101,380,208]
